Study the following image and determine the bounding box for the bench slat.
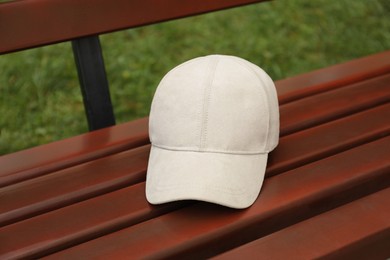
[0,145,149,227]
[1,104,389,258]
[0,0,266,54]
[0,183,187,260]
[0,117,149,188]
[43,136,390,259]
[277,50,390,104]
[214,187,390,260]
[280,73,390,136]
[267,103,390,176]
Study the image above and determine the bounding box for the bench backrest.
[0,0,266,130]
[1,0,266,54]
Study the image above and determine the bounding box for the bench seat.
[215,187,390,260]
[0,51,389,259]
[1,50,388,186]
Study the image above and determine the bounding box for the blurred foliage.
[0,0,389,154]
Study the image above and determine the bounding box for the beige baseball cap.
[146,55,279,209]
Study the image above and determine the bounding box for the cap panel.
[149,58,210,149]
[247,63,280,151]
[204,57,269,153]
[229,56,280,152]
[258,69,279,151]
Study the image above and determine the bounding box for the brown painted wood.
[0,145,150,227]
[1,0,389,257]
[280,73,390,136]
[0,81,389,226]
[1,52,388,258]
[0,117,149,188]
[1,64,388,188]
[43,136,390,259]
[267,103,390,176]
[1,84,388,227]
[0,183,188,260]
[214,187,390,260]
[276,50,390,104]
[0,0,266,54]
[0,104,389,258]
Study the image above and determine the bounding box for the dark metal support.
[72,35,115,131]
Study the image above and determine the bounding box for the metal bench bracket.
[72,35,116,131]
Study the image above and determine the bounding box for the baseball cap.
[146,55,279,209]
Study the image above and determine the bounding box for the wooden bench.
[1,1,390,259]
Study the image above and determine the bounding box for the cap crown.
[149,55,279,154]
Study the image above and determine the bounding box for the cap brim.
[146,145,268,209]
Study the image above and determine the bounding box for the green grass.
[1,0,389,155]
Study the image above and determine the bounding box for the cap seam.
[152,144,268,155]
[149,182,249,195]
[199,56,220,150]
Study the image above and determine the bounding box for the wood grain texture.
[280,73,390,136]
[0,145,150,227]
[0,117,149,187]
[1,53,389,259]
[0,183,188,260]
[276,51,390,104]
[214,187,390,260]
[2,53,388,187]
[43,136,390,259]
[1,78,388,228]
[1,104,389,258]
[0,0,266,54]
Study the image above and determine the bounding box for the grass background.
[1,0,389,155]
